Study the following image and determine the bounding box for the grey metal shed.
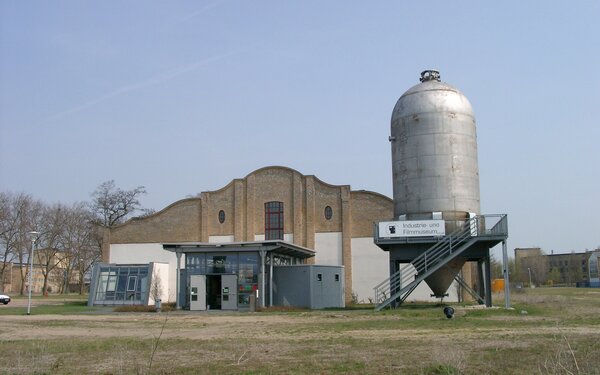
[272,265,345,309]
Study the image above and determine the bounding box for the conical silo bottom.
[424,258,466,298]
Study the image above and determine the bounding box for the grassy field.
[0,288,599,374]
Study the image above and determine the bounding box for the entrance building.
[164,240,345,310]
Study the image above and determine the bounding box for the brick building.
[100,166,460,307]
[514,247,599,286]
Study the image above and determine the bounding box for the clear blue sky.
[1,1,599,256]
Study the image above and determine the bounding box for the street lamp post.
[27,231,39,315]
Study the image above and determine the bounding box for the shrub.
[114,305,157,313]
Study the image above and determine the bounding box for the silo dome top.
[393,70,474,117]
[419,69,441,82]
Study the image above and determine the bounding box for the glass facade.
[590,254,599,280]
[94,265,149,304]
[186,252,260,308]
[186,253,239,274]
[238,253,259,307]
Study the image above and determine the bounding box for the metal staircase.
[373,215,507,311]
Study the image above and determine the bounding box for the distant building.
[514,248,546,286]
[4,263,56,294]
[547,252,588,285]
[513,247,599,286]
[2,249,81,294]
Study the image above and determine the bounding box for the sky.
[1,1,599,258]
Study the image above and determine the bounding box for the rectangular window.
[106,275,117,292]
[335,274,340,282]
[206,253,238,274]
[317,273,322,281]
[265,202,284,240]
[127,276,137,292]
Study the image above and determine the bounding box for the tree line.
[0,181,150,295]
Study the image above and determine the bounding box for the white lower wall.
[149,262,170,305]
[208,235,235,243]
[315,232,342,266]
[110,243,181,303]
[350,238,458,303]
[351,238,389,303]
[254,234,294,243]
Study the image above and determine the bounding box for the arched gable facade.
[106,166,393,303]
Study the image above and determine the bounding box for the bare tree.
[36,203,67,295]
[490,255,503,279]
[2,191,105,295]
[519,252,549,287]
[0,193,43,295]
[89,181,147,260]
[60,203,100,294]
[548,267,561,284]
[566,252,584,286]
[90,180,147,227]
[150,269,163,304]
[0,192,17,290]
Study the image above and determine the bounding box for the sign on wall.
[378,220,445,238]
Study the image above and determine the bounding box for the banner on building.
[378,220,445,238]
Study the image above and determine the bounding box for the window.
[186,254,206,273]
[127,276,137,292]
[335,274,340,282]
[218,210,226,224]
[265,201,284,240]
[324,206,333,220]
[317,273,322,281]
[590,255,599,279]
[207,253,238,274]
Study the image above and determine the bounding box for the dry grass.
[0,287,599,374]
[255,305,310,313]
[113,302,177,313]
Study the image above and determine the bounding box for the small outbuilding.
[272,265,345,309]
[88,262,169,307]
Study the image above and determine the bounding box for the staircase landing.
[373,215,508,311]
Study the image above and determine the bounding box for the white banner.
[378,220,445,238]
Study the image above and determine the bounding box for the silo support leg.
[477,259,485,305]
[484,256,492,307]
[502,240,511,309]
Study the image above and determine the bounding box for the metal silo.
[391,69,480,223]
[390,70,480,297]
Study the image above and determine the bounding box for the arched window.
[324,206,333,220]
[218,210,225,224]
[265,201,284,240]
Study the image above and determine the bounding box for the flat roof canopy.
[162,240,315,259]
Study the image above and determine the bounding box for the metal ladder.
[373,217,480,311]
